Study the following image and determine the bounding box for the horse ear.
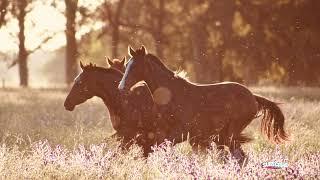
[80,61,84,70]
[106,57,113,66]
[128,46,136,57]
[141,45,147,55]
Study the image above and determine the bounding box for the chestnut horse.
[64,62,169,156]
[118,46,288,165]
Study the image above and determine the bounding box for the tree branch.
[8,58,18,69]
[8,32,59,69]
[27,32,58,54]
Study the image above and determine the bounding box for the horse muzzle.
[64,101,75,111]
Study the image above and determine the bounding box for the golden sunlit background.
[0,1,319,178]
[0,0,103,87]
[0,0,319,87]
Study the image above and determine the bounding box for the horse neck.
[145,60,179,92]
[92,71,123,111]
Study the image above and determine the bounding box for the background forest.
[0,0,319,87]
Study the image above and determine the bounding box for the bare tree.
[64,0,78,85]
[5,0,58,86]
[12,0,29,86]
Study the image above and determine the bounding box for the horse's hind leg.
[189,136,210,154]
[225,118,254,167]
[213,125,231,162]
[229,141,247,166]
[213,119,251,166]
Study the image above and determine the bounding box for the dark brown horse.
[64,62,169,156]
[107,57,180,138]
[118,46,288,164]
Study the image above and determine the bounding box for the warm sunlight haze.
[0,0,319,179]
[0,0,103,53]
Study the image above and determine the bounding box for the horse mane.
[174,69,189,80]
[133,48,148,57]
[145,54,190,81]
[145,54,168,69]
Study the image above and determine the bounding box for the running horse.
[118,46,288,165]
[64,62,169,156]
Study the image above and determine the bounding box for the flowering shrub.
[0,139,318,179]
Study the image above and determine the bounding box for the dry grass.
[0,87,319,179]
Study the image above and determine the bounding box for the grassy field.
[0,87,319,179]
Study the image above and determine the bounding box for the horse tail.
[254,95,288,143]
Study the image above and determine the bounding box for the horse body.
[64,64,167,156]
[119,46,288,165]
[133,60,258,147]
[108,58,173,143]
[188,82,258,142]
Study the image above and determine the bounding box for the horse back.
[192,82,252,96]
[190,82,258,117]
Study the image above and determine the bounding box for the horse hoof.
[217,149,230,163]
[231,149,248,167]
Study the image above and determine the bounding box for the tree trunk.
[111,27,119,58]
[111,0,126,58]
[191,20,209,83]
[65,0,78,85]
[17,0,28,87]
[154,0,164,59]
[207,0,236,83]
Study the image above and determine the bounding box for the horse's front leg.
[142,143,152,157]
[135,131,157,157]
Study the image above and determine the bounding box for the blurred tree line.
[0,0,319,86]
[94,0,320,86]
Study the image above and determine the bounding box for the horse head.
[64,62,100,111]
[118,46,149,91]
[107,57,126,73]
